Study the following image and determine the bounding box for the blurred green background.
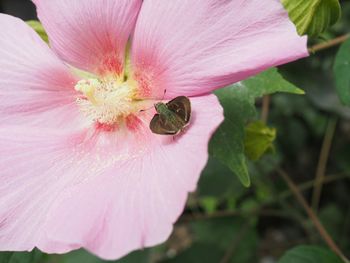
[0,0,349,262]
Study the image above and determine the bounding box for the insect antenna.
[139,89,167,112]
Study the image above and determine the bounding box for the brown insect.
[150,96,191,135]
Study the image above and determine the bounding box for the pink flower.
[0,0,307,260]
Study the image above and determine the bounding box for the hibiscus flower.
[0,0,307,260]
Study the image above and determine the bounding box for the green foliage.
[26,20,49,43]
[198,197,219,214]
[210,68,303,187]
[334,37,350,106]
[278,246,343,263]
[282,0,341,37]
[244,121,276,161]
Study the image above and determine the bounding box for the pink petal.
[131,0,308,98]
[33,0,142,76]
[0,95,223,260]
[0,14,80,129]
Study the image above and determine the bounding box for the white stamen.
[75,78,139,125]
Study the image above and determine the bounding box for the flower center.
[75,77,143,125]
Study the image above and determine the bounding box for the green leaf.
[198,157,245,199]
[238,68,305,98]
[26,20,49,43]
[0,250,44,263]
[0,253,13,263]
[209,94,251,187]
[282,0,341,37]
[334,37,350,106]
[61,249,150,263]
[210,68,303,187]
[244,121,276,161]
[278,245,343,263]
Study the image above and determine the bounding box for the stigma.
[74,77,141,125]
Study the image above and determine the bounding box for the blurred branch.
[178,208,289,223]
[280,172,349,200]
[261,95,271,123]
[267,170,316,241]
[312,117,338,212]
[277,168,350,263]
[179,173,349,223]
[308,34,350,53]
